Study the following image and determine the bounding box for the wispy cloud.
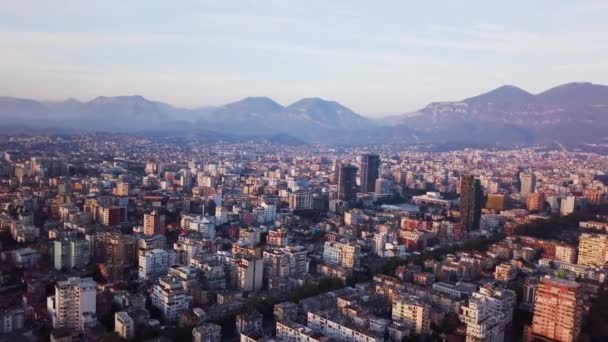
[0,1,607,114]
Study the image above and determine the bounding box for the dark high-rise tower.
[360,153,380,193]
[459,175,483,231]
[338,164,358,204]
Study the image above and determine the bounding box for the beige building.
[114,182,129,196]
[115,311,134,340]
[47,277,97,332]
[144,211,165,235]
[577,233,608,267]
[322,241,360,269]
[494,262,517,282]
[392,295,431,336]
[555,244,577,264]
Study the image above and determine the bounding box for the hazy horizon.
[2,1,608,117]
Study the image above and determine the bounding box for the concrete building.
[144,211,165,235]
[0,308,25,334]
[323,241,360,270]
[360,153,380,193]
[3,247,40,268]
[274,302,298,322]
[236,311,263,335]
[520,173,536,197]
[338,164,358,204]
[460,175,483,231]
[54,238,90,271]
[151,276,189,323]
[114,311,134,340]
[486,194,508,211]
[527,192,545,211]
[530,276,583,342]
[94,232,137,281]
[412,192,453,209]
[284,245,308,276]
[289,192,314,211]
[192,323,222,342]
[48,277,97,332]
[555,244,577,264]
[577,233,608,267]
[259,201,277,223]
[372,232,388,257]
[307,310,382,342]
[114,182,129,196]
[267,229,289,246]
[180,214,216,238]
[236,257,264,292]
[392,296,431,336]
[560,196,577,216]
[138,248,174,280]
[276,320,329,342]
[344,209,365,226]
[460,284,516,342]
[98,205,126,226]
[494,263,517,282]
[94,232,136,266]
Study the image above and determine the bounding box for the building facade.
[530,276,583,342]
[460,175,483,231]
[48,277,97,332]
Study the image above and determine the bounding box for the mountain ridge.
[0,81,607,146]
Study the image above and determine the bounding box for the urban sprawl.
[0,133,607,342]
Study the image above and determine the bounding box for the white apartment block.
[276,320,327,342]
[139,248,174,280]
[323,241,360,269]
[307,311,382,342]
[460,285,516,342]
[48,277,97,332]
[180,214,216,238]
[236,258,264,292]
[151,276,189,323]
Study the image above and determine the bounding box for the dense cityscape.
[3,2,608,342]
[0,133,607,341]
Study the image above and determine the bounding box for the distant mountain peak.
[63,98,82,104]
[293,97,334,103]
[223,96,284,112]
[237,96,281,105]
[286,98,348,112]
[537,82,608,105]
[538,82,602,95]
[88,95,151,104]
[464,84,533,105]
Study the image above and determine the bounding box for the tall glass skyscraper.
[360,153,380,193]
[338,164,358,204]
[459,175,483,231]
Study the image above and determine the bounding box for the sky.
[1,1,608,117]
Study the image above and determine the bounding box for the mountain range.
[0,82,607,146]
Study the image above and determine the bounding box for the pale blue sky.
[1,0,607,116]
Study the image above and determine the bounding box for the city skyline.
[0,2,607,341]
[1,134,607,341]
[2,1,608,116]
